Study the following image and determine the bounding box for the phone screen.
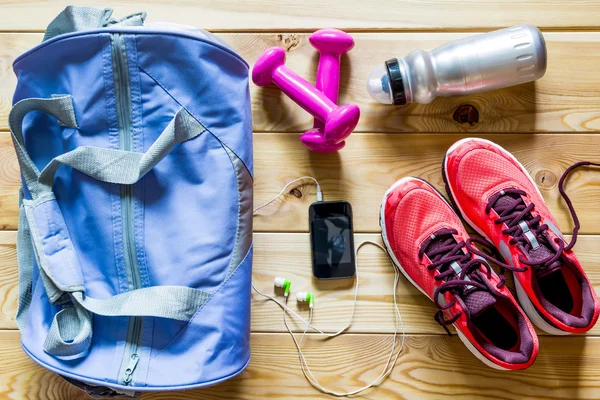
[309,201,356,279]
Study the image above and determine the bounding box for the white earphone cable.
[252,177,405,396]
[282,241,405,396]
[253,176,322,215]
[252,176,356,337]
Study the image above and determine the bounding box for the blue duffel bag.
[10,6,253,396]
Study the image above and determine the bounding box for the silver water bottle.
[367,25,547,105]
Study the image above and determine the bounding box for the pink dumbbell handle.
[272,65,335,122]
[313,53,340,130]
[315,53,341,102]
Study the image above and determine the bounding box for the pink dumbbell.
[300,130,346,152]
[301,29,355,152]
[253,46,360,145]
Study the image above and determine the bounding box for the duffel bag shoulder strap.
[11,95,209,360]
[43,6,146,42]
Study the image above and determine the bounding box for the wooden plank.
[246,32,600,134]
[0,232,16,330]
[253,132,600,233]
[253,233,600,336]
[0,331,84,399]
[0,135,19,230]
[0,132,599,233]
[0,2,600,32]
[2,33,600,134]
[2,330,600,399]
[1,232,599,336]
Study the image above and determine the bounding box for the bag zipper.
[111,33,143,385]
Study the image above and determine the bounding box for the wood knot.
[276,34,301,51]
[290,188,303,198]
[534,169,557,189]
[453,104,479,126]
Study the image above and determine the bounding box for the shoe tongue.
[424,232,496,317]
[528,244,563,277]
[493,193,518,212]
[492,191,563,278]
[462,289,496,317]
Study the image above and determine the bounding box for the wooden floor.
[1,1,600,399]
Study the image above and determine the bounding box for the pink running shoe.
[380,177,538,370]
[443,138,600,334]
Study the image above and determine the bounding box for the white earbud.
[253,179,405,396]
[296,292,314,308]
[274,277,291,297]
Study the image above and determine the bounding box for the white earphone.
[296,291,314,308]
[274,277,314,307]
[273,277,291,297]
[252,177,405,396]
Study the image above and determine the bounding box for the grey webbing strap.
[70,287,210,320]
[11,97,77,327]
[44,304,93,360]
[109,12,147,28]
[38,108,205,187]
[43,6,146,42]
[44,286,210,359]
[10,96,210,359]
[20,198,70,308]
[15,192,33,330]
[9,95,78,199]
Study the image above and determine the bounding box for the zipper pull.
[122,354,140,384]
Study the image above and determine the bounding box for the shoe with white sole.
[380,176,538,370]
[443,138,600,335]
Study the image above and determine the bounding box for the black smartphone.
[309,200,356,280]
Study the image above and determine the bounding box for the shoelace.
[418,228,498,334]
[421,161,599,334]
[558,161,600,251]
[486,188,565,271]
[482,161,600,277]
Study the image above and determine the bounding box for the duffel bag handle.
[10,95,206,194]
[38,105,206,187]
[44,6,146,42]
[10,96,210,360]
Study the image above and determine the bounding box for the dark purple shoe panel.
[534,260,596,328]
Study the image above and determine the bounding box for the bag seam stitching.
[138,65,252,178]
[14,30,249,69]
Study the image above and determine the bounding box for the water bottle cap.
[384,59,407,105]
[367,60,407,105]
[367,64,393,105]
